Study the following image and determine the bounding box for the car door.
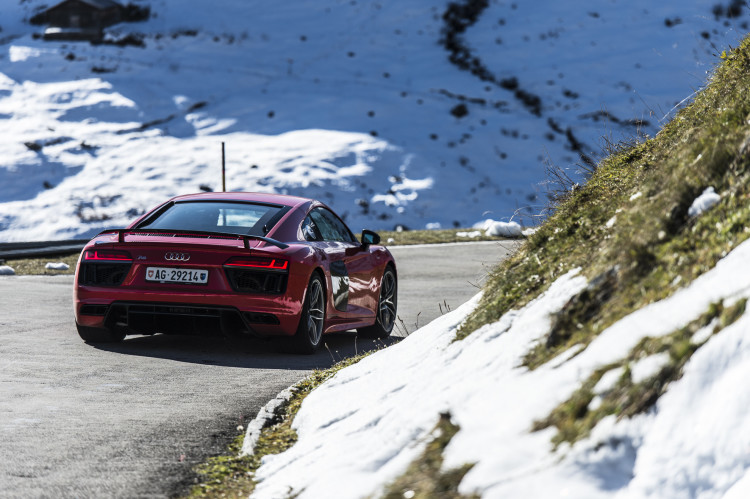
[305,208,373,318]
[315,208,374,314]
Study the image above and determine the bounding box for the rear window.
[138,201,289,236]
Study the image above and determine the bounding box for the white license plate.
[145,267,209,284]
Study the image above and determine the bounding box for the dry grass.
[4,253,79,275]
[381,413,479,499]
[378,227,520,246]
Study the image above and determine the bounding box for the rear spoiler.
[97,229,289,250]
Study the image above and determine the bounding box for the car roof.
[169,191,312,208]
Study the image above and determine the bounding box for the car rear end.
[74,194,312,339]
[74,232,307,338]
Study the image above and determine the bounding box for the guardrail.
[0,239,89,260]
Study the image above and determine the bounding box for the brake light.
[224,256,288,270]
[84,249,133,262]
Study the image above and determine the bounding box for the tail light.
[224,256,288,270]
[84,249,133,262]
[80,248,133,286]
[224,256,288,294]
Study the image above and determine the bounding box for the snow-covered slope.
[248,238,750,498]
[0,0,746,240]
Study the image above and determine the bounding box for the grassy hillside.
[461,36,750,347]
[453,35,750,445]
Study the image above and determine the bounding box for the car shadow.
[91,332,400,370]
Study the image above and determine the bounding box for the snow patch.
[623,309,750,497]
[692,318,718,345]
[456,230,481,238]
[0,265,16,275]
[593,367,624,395]
[9,45,46,63]
[629,353,670,384]
[45,262,70,271]
[724,471,750,499]
[474,219,522,237]
[688,187,721,217]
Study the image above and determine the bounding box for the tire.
[284,273,326,354]
[358,266,397,339]
[76,323,125,343]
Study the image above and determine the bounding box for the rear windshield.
[138,201,288,236]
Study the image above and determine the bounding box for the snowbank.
[251,237,750,498]
[249,270,589,498]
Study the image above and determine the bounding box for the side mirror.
[361,229,381,246]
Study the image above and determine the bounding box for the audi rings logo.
[164,252,191,262]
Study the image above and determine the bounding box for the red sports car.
[73,192,397,353]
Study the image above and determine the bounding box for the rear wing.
[96,228,289,250]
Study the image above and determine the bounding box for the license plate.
[145,267,209,284]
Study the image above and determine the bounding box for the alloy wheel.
[378,270,396,331]
[306,278,325,345]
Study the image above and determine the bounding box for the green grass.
[458,36,750,364]
[381,413,479,499]
[184,353,369,499]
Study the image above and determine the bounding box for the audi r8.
[74,192,397,353]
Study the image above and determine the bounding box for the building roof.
[48,0,122,11]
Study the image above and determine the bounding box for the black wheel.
[358,266,397,339]
[76,323,125,343]
[284,273,326,354]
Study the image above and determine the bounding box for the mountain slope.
[0,0,746,240]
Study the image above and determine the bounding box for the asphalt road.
[0,240,520,498]
[389,240,520,334]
